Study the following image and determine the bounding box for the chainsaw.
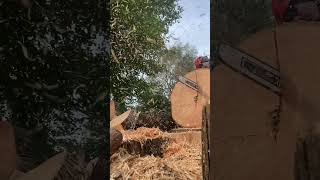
[218,43,281,95]
[178,44,281,96]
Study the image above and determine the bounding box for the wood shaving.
[111,128,202,180]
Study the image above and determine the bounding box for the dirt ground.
[212,22,320,180]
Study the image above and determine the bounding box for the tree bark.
[123,110,178,131]
[110,128,123,155]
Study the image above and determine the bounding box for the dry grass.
[110,128,202,180]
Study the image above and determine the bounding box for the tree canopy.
[0,0,108,161]
[134,42,198,112]
[110,0,182,112]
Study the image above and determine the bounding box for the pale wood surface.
[171,69,210,128]
[110,100,116,120]
[110,109,131,131]
[211,22,320,180]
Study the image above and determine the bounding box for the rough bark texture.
[123,109,179,131]
[110,128,123,155]
[122,138,168,157]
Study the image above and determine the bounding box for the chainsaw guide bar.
[218,44,281,95]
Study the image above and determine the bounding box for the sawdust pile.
[122,127,165,142]
[110,128,202,180]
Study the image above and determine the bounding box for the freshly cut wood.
[171,69,210,128]
[0,121,17,180]
[110,100,116,120]
[212,22,320,180]
[110,109,131,132]
[110,128,123,155]
[16,151,88,180]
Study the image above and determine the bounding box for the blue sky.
[167,0,210,56]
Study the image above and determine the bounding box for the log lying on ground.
[110,128,123,155]
[123,109,179,131]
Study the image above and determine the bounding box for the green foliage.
[110,0,182,109]
[158,42,198,96]
[0,0,108,160]
[216,0,273,44]
[134,42,198,112]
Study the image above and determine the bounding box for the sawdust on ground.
[110,127,202,180]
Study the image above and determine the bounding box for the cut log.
[110,128,123,155]
[110,100,116,120]
[212,22,320,180]
[0,121,17,180]
[171,69,210,128]
[110,109,131,132]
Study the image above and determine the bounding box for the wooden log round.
[171,68,210,128]
[110,128,123,155]
[212,22,320,180]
